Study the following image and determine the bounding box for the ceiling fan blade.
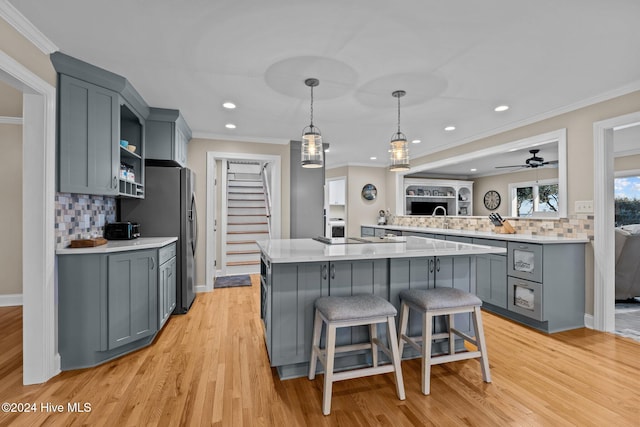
[543,160,559,165]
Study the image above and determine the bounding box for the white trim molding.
[0,293,22,306]
[0,49,59,384]
[0,115,22,125]
[0,0,58,54]
[593,111,640,332]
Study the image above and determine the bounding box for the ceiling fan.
[495,149,559,169]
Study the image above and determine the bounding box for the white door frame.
[205,151,281,290]
[0,50,59,384]
[593,111,640,332]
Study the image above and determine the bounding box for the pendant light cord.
[310,85,314,128]
[397,93,401,134]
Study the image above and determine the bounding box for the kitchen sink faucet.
[432,206,448,229]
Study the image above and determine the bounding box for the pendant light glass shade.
[389,90,410,172]
[301,78,324,168]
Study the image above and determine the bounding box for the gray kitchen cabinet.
[107,250,158,349]
[52,51,149,198]
[57,247,168,370]
[145,108,192,167]
[58,74,119,195]
[158,243,177,329]
[260,257,388,378]
[473,238,507,309]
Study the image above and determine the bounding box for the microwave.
[104,222,140,240]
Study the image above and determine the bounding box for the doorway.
[205,152,281,291]
[593,111,640,332]
[0,50,57,384]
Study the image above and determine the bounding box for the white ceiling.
[8,0,640,168]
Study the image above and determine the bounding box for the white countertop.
[364,224,589,244]
[56,237,178,255]
[257,236,506,264]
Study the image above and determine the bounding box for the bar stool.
[308,294,406,415]
[398,287,491,395]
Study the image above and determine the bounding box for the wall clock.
[483,190,501,210]
[361,184,377,201]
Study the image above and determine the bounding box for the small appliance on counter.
[104,221,140,240]
[377,209,387,225]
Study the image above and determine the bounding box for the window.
[509,179,559,217]
[614,175,640,226]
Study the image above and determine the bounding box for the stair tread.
[228,222,268,225]
[227,240,257,244]
[227,250,261,255]
[227,231,269,234]
[228,214,266,216]
[227,260,260,266]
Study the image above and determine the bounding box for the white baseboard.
[584,313,594,329]
[195,284,211,293]
[0,293,23,307]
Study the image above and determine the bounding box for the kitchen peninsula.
[257,236,506,379]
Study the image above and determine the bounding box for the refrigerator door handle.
[191,194,198,255]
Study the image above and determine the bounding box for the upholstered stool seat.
[398,287,491,395]
[309,295,405,415]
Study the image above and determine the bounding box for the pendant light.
[301,78,323,168]
[389,90,410,172]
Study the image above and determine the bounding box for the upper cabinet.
[52,52,150,198]
[328,178,346,205]
[145,108,192,167]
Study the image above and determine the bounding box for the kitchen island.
[257,236,506,379]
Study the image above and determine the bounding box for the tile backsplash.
[390,215,594,239]
[55,193,116,249]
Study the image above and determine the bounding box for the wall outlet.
[575,200,593,213]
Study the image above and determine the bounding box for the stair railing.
[261,163,273,238]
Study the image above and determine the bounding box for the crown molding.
[0,115,22,125]
[190,131,289,145]
[0,1,58,54]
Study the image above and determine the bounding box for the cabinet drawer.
[507,242,543,283]
[361,226,375,237]
[507,276,543,321]
[159,242,177,265]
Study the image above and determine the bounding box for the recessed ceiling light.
[444,126,456,131]
[494,105,509,112]
[411,139,421,144]
[222,102,236,109]
[470,168,477,172]
[370,156,377,160]
[225,123,236,129]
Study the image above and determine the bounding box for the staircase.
[224,165,269,275]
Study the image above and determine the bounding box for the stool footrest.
[332,364,396,382]
[430,351,482,365]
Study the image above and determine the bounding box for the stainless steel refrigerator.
[120,165,197,314]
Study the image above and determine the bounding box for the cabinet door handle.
[330,264,336,280]
[436,258,440,272]
[150,258,155,270]
[113,176,117,189]
[322,265,327,280]
[429,258,434,273]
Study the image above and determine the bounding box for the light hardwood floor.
[1,275,638,426]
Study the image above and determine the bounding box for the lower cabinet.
[58,244,175,370]
[158,243,177,329]
[473,238,508,309]
[107,250,158,349]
